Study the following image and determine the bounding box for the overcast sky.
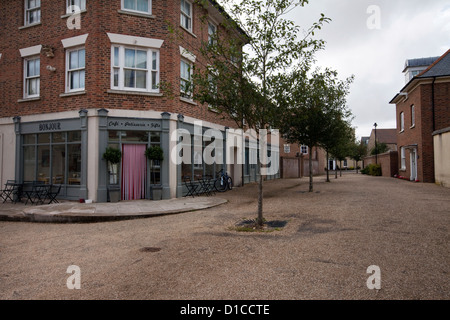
[285,0,450,139]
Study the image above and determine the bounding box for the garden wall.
[363,151,398,177]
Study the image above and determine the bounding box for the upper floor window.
[410,105,415,127]
[111,45,159,92]
[300,145,308,155]
[180,59,192,98]
[24,56,40,98]
[67,0,86,13]
[66,48,86,92]
[400,111,405,132]
[180,0,192,32]
[25,0,41,25]
[122,0,151,14]
[208,21,217,46]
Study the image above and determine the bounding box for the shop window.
[22,132,81,185]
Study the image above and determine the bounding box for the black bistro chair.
[47,184,62,204]
[1,180,22,203]
[183,176,198,198]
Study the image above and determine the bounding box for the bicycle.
[214,169,233,192]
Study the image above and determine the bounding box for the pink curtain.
[121,144,147,200]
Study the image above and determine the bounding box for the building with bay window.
[0,0,279,203]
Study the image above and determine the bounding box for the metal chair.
[183,176,198,198]
[47,184,62,204]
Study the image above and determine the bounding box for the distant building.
[390,49,450,186]
[279,142,327,178]
[367,128,397,155]
[361,136,370,146]
[403,56,439,84]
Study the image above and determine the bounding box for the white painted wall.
[434,131,450,188]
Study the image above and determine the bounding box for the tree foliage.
[278,67,354,190]
[175,0,331,227]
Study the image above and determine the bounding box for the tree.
[328,124,355,178]
[177,0,330,227]
[370,142,389,155]
[350,140,368,173]
[279,67,354,191]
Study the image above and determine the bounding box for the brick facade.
[0,1,256,202]
[0,0,237,129]
[390,49,450,183]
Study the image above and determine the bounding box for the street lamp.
[373,123,378,165]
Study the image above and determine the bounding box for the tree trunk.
[326,151,330,182]
[340,160,342,177]
[309,145,313,192]
[257,160,264,227]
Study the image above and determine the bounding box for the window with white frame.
[122,0,151,14]
[208,21,217,46]
[111,45,159,92]
[180,0,192,32]
[400,147,406,170]
[411,105,415,127]
[400,112,405,132]
[66,48,85,92]
[300,145,308,155]
[67,0,86,13]
[25,0,41,25]
[24,56,40,98]
[180,59,192,98]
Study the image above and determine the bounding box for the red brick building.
[390,49,450,184]
[0,1,280,202]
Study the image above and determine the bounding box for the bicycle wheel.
[214,176,227,192]
[227,177,233,190]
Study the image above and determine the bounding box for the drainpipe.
[432,77,436,132]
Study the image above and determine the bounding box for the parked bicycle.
[214,169,233,192]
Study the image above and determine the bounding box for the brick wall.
[0,0,237,129]
[363,151,398,177]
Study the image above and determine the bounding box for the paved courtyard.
[0,174,449,300]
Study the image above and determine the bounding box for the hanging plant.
[103,147,122,164]
[145,145,164,161]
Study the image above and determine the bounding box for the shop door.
[121,144,147,200]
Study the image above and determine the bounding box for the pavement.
[0,196,228,223]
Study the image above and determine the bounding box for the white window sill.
[180,25,197,38]
[180,96,197,105]
[399,129,404,133]
[118,9,155,19]
[410,125,415,129]
[208,106,220,113]
[107,89,162,97]
[19,22,42,30]
[61,10,87,19]
[60,90,86,98]
[18,97,40,103]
